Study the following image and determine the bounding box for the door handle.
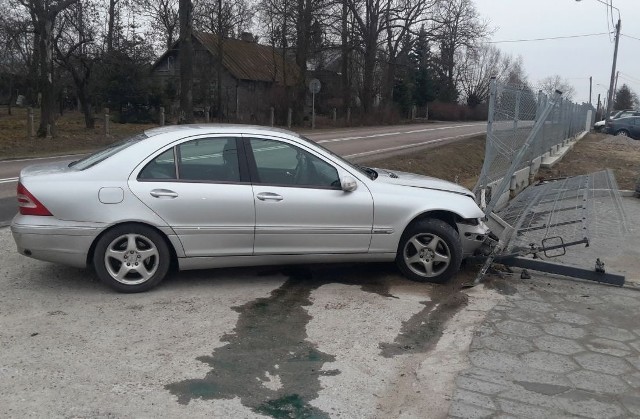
[150,189,178,198]
[256,192,283,202]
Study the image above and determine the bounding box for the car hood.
[20,160,76,178]
[372,168,474,197]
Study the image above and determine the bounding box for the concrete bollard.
[411,105,417,120]
[346,107,351,125]
[104,108,110,136]
[159,106,165,126]
[332,108,337,123]
[270,107,275,127]
[205,107,210,123]
[27,107,34,138]
[287,108,292,128]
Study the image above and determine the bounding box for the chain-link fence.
[474,78,595,215]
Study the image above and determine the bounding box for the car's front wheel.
[93,224,170,293]
[615,129,630,137]
[396,219,462,284]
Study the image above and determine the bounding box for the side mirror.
[340,176,358,192]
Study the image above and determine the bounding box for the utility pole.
[612,71,620,108]
[589,76,592,105]
[606,18,621,120]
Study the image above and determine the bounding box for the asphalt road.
[0,121,486,225]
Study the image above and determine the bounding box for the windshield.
[298,135,377,180]
[69,133,149,170]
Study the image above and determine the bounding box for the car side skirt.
[178,252,397,270]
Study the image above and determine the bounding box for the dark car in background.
[594,110,640,132]
[605,116,640,140]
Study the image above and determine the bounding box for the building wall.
[151,41,281,123]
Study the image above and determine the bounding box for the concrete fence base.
[482,130,588,212]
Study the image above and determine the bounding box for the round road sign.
[309,79,321,94]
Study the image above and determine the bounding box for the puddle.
[166,264,397,417]
[379,292,468,357]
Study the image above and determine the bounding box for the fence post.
[332,107,337,123]
[425,105,429,120]
[346,107,351,125]
[103,108,110,136]
[411,105,417,120]
[159,106,165,126]
[270,107,275,127]
[287,108,292,128]
[474,77,498,201]
[513,89,522,132]
[205,106,210,123]
[27,107,34,138]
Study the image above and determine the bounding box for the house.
[151,31,300,122]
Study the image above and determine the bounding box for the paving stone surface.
[449,197,640,418]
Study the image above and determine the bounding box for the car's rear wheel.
[615,129,630,137]
[93,224,170,293]
[396,219,462,284]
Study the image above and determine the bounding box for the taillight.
[17,182,52,216]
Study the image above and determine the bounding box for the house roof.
[152,32,300,87]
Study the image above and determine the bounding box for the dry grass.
[0,107,154,159]
[366,135,486,190]
[537,133,640,190]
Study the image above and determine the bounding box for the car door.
[631,118,640,139]
[245,136,374,255]
[129,136,255,257]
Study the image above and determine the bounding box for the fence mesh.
[474,79,595,213]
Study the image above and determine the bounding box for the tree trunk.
[340,2,350,112]
[293,0,312,123]
[7,75,13,116]
[384,57,396,107]
[37,20,55,137]
[362,28,377,113]
[179,0,194,123]
[69,65,94,129]
[107,0,118,52]
[26,29,40,106]
[216,0,223,121]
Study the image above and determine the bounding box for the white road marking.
[345,131,485,159]
[316,123,485,144]
[0,177,18,184]
[0,153,84,164]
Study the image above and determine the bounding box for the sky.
[473,0,640,106]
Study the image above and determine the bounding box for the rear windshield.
[69,133,148,170]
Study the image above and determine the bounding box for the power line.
[622,33,640,42]
[488,32,611,44]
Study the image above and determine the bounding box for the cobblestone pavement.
[450,197,640,418]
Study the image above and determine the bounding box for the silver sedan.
[11,125,490,292]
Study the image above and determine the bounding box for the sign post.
[309,79,321,129]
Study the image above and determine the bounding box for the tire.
[93,224,170,293]
[396,218,462,284]
[615,129,630,137]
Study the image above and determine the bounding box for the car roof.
[144,124,301,138]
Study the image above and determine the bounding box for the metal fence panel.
[474,79,595,215]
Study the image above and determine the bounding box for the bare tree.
[16,0,79,137]
[54,0,97,128]
[178,0,193,123]
[382,0,437,106]
[433,0,488,102]
[195,0,254,119]
[138,0,179,50]
[539,75,575,101]
[0,7,33,115]
[343,0,391,112]
[459,43,515,106]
